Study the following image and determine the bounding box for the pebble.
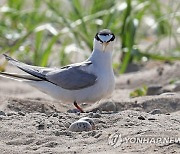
[0,111,6,116]
[92,113,101,118]
[52,112,59,117]
[94,133,102,138]
[149,109,162,115]
[174,83,180,91]
[147,85,162,95]
[138,115,146,120]
[0,115,5,120]
[18,111,26,116]
[148,118,156,121]
[37,123,45,130]
[157,67,164,76]
[88,112,94,117]
[76,112,81,116]
[7,112,17,116]
[101,102,116,112]
[67,109,81,113]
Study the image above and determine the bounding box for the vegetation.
[0,0,179,72]
[130,85,148,98]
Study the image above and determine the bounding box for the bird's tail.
[0,72,42,81]
[0,54,47,81]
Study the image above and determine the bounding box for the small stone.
[7,112,17,116]
[87,112,94,117]
[44,141,58,148]
[127,122,134,126]
[154,149,158,152]
[0,116,3,120]
[67,109,80,113]
[76,112,80,116]
[18,111,25,116]
[87,131,96,137]
[81,103,88,106]
[52,112,58,117]
[148,118,156,121]
[37,123,45,130]
[149,109,162,115]
[96,109,102,114]
[157,67,164,76]
[101,102,116,112]
[138,115,145,120]
[174,80,180,92]
[147,85,162,95]
[94,133,102,138]
[47,122,52,128]
[64,122,71,128]
[92,113,101,118]
[88,108,100,113]
[127,79,131,85]
[0,111,6,116]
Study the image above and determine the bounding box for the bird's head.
[93,29,115,53]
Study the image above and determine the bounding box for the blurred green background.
[0,0,179,73]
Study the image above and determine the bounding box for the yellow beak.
[102,42,108,52]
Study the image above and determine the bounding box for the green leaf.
[130,85,148,98]
[41,35,59,67]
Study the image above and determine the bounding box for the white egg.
[78,117,95,130]
[68,120,92,132]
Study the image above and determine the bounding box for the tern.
[0,29,115,112]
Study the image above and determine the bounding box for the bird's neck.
[88,49,113,70]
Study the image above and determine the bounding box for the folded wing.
[3,54,97,90]
[46,66,97,90]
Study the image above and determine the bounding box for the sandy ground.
[0,61,180,154]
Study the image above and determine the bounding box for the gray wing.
[3,54,97,90]
[46,65,97,90]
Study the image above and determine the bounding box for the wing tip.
[3,54,12,61]
[3,54,19,63]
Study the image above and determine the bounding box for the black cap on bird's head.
[94,29,115,52]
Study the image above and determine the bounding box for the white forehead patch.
[98,34,113,42]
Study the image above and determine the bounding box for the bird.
[0,29,115,113]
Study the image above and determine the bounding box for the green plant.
[0,0,179,72]
[130,85,148,98]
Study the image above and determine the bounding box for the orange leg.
[74,101,84,113]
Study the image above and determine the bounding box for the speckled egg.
[68,120,92,132]
[78,117,95,130]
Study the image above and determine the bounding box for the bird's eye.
[95,33,103,43]
[107,34,115,42]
